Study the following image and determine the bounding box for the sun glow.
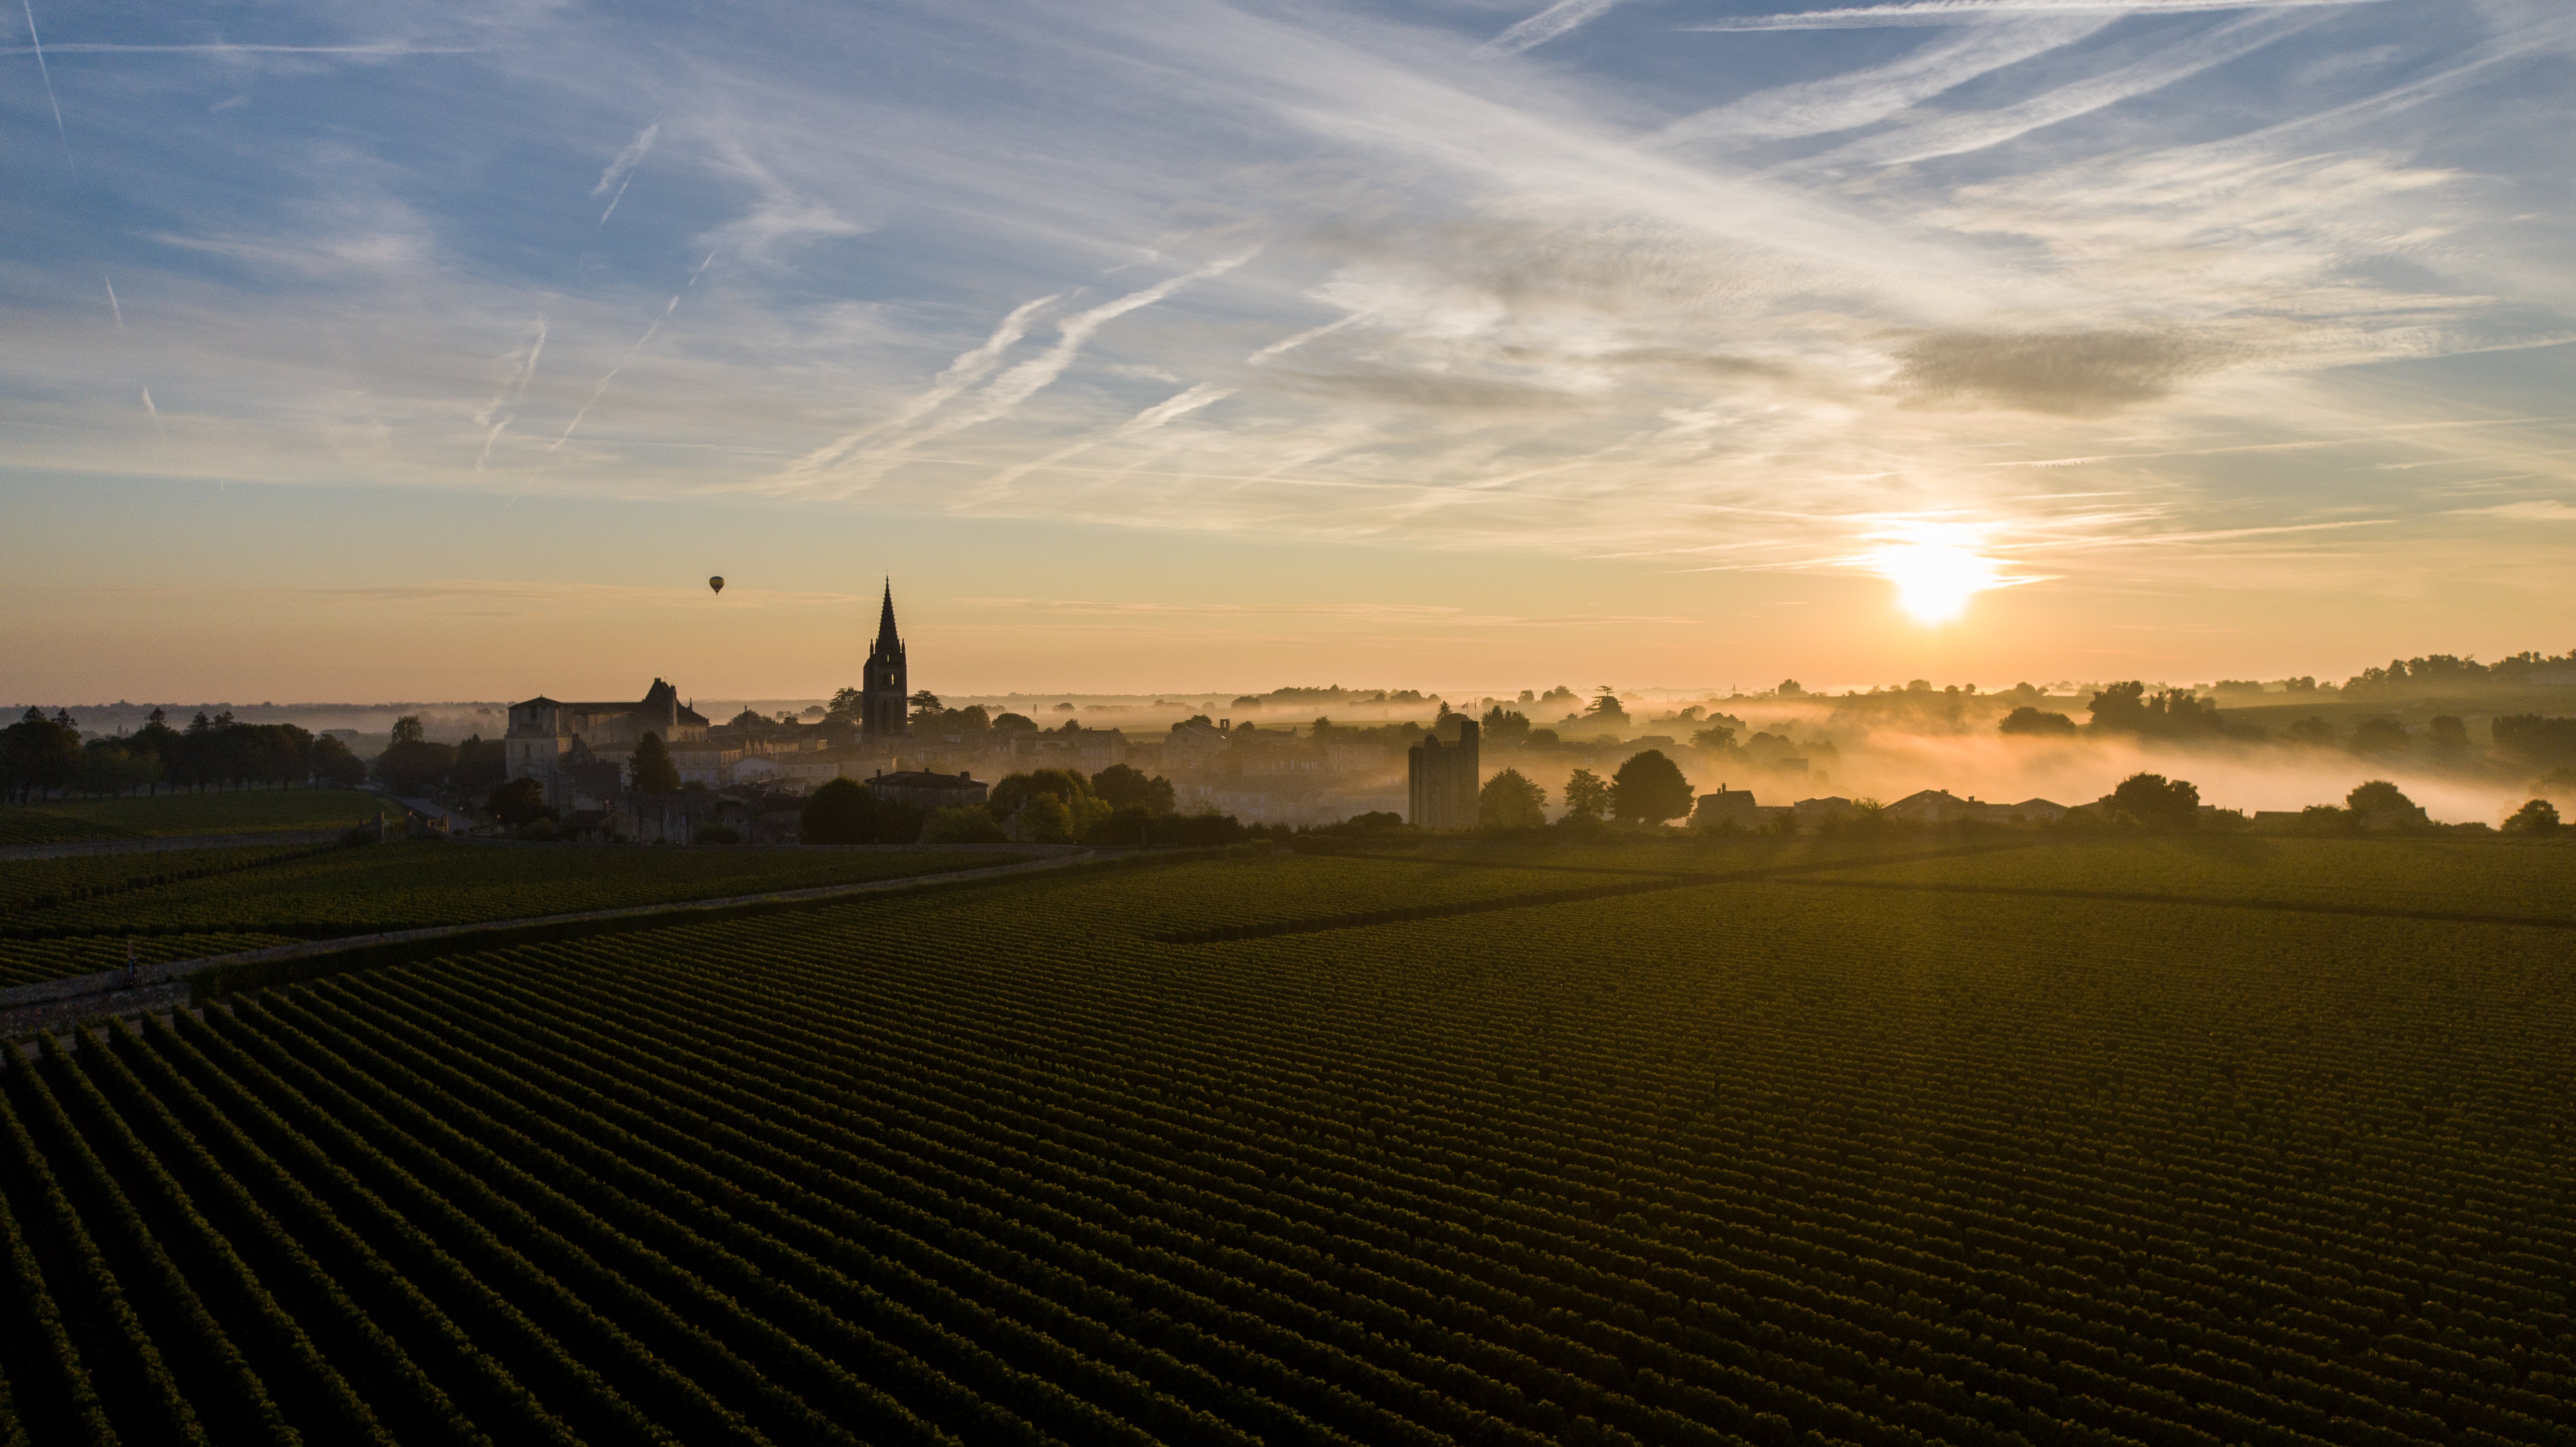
[1859,526,2019,625]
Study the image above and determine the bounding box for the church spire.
[875,578,900,651]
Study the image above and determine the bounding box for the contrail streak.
[20,0,73,173]
[551,256,709,452]
[594,118,661,225]
[1693,0,2391,30]
[787,291,1065,477]
[1249,311,1369,363]
[103,276,124,329]
[1480,0,1624,56]
[471,318,547,469]
[1,41,482,53]
[140,386,164,439]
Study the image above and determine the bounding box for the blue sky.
[4,0,2573,700]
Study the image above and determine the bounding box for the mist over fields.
[28,649,2573,828]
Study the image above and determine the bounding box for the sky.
[4,0,2573,703]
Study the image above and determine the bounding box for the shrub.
[922,806,1008,844]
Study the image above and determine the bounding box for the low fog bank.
[1763,726,2534,828]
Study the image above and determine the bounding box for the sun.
[1863,532,2009,625]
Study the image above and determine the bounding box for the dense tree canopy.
[1478,768,1548,830]
[1999,707,2079,738]
[2107,773,2201,829]
[1090,764,1175,815]
[1608,750,1694,825]
[801,777,925,844]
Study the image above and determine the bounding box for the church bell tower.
[861,580,909,741]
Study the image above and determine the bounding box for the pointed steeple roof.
[875,578,901,651]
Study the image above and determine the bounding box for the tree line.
[1,707,372,801]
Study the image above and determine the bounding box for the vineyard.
[0,841,2568,1444]
[1796,836,2576,923]
[0,843,1031,987]
[0,792,397,847]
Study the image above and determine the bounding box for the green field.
[0,837,2567,1444]
[0,842,1035,987]
[0,791,398,846]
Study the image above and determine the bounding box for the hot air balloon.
[708,576,726,596]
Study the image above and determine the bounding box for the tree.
[802,779,871,843]
[1478,706,1532,745]
[453,735,508,794]
[310,734,367,787]
[2108,772,2200,829]
[629,732,682,794]
[1019,793,1078,844]
[826,687,868,726]
[1585,687,1630,728]
[2427,715,2469,748]
[76,740,159,797]
[1090,764,1175,814]
[2283,716,2338,748]
[2349,717,2408,754]
[989,768,1092,817]
[372,728,456,797]
[1609,750,1694,825]
[131,708,182,793]
[389,715,427,746]
[2346,779,2417,818]
[1999,707,2079,737]
[992,712,1038,732]
[1478,768,1548,829]
[2493,715,2576,769]
[909,690,942,715]
[801,778,924,844]
[487,777,556,828]
[1,707,83,800]
[1561,767,1609,822]
[1690,723,1738,754]
[922,805,1009,843]
[2502,798,2559,835]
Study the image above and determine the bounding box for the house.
[1793,796,1858,828]
[1011,726,1128,773]
[1692,786,1762,830]
[1884,789,2038,825]
[866,769,989,811]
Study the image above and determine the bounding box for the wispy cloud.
[788,292,1065,480]
[1480,0,1627,57]
[1691,0,2396,31]
[2,41,482,54]
[1801,10,2327,168]
[594,118,660,224]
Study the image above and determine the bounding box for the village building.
[1406,719,1479,829]
[504,679,710,810]
[866,768,989,811]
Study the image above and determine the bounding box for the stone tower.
[861,580,909,741]
[1407,718,1479,829]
